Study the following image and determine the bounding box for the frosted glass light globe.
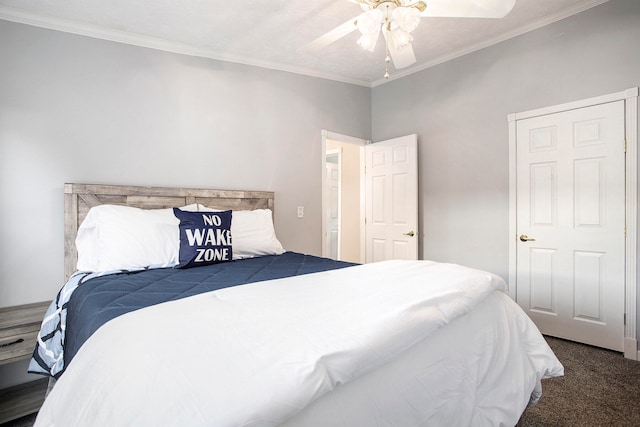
[357,9,383,35]
[392,6,421,33]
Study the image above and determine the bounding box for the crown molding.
[0,0,611,89]
[0,5,372,88]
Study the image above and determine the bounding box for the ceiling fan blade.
[383,30,416,69]
[299,17,358,54]
[421,0,516,18]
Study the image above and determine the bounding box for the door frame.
[321,130,369,263]
[507,87,639,360]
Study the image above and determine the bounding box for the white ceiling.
[0,0,609,87]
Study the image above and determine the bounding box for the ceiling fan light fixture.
[306,0,514,80]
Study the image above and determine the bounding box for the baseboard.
[624,337,638,360]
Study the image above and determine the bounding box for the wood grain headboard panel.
[64,183,275,282]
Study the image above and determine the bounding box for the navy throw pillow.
[173,208,233,269]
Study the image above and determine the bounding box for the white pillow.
[76,204,201,272]
[200,206,285,260]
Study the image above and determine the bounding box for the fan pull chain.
[383,4,391,79]
[384,47,390,79]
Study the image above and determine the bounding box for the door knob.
[519,234,536,242]
[404,231,415,237]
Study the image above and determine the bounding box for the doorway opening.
[321,130,368,263]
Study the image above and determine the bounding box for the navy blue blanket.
[64,252,356,370]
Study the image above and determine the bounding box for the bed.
[29,183,563,427]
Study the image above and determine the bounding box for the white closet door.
[516,100,625,351]
[365,135,418,262]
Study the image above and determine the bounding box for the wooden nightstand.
[0,301,50,424]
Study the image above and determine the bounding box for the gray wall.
[0,20,371,308]
[372,0,640,338]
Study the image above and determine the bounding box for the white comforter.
[34,260,562,426]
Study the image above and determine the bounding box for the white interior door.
[365,135,418,262]
[516,100,625,351]
[324,154,340,260]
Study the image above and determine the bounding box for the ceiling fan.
[304,0,516,79]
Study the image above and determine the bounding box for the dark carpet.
[518,336,640,427]
[3,336,639,426]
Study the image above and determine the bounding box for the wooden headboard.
[64,183,275,281]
